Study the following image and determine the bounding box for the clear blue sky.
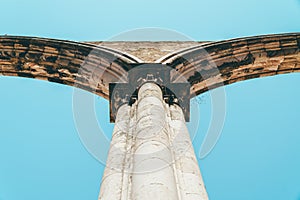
[0,0,300,199]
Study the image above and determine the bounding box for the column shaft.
[99,82,208,200]
[99,105,131,200]
[169,104,208,200]
[131,83,179,200]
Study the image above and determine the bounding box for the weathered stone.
[1,33,300,200]
[99,83,208,200]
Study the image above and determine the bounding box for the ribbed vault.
[0,33,299,98]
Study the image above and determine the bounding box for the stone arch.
[159,33,300,95]
[1,33,299,98]
[0,36,141,98]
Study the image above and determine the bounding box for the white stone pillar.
[99,82,208,200]
[169,104,208,200]
[99,104,131,200]
[131,83,179,200]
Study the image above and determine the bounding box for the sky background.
[0,0,300,199]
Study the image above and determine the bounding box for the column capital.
[109,63,190,122]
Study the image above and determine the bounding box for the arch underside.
[0,36,139,99]
[0,33,299,99]
[163,33,300,95]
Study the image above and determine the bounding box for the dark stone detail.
[169,57,190,69]
[0,52,10,60]
[218,53,255,71]
[64,65,79,74]
[283,48,299,55]
[25,52,43,61]
[44,65,57,74]
[15,62,23,71]
[253,67,264,71]
[243,68,250,73]
[266,50,281,57]
[186,53,255,89]
[244,74,261,79]
[0,41,14,46]
[165,83,190,121]
[48,77,64,84]
[18,51,27,58]
[45,55,58,63]
[17,72,34,78]
[58,71,69,78]
[267,48,298,57]
[18,38,31,48]
[69,62,82,69]
[223,80,230,85]
[109,63,190,122]
[10,51,16,57]
[247,38,261,45]
[109,83,133,121]
[188,71,204,85]
[127,63,171,88]
[188,69,218,85]
[222,71,233,78]
[215,42,232,51]
[231,41,248,48]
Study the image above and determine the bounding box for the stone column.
[99,105,131,200]
[99,82,208,200]
[169,104,209,200]
[131,83,179,200]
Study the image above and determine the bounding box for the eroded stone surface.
[1,33,299,99]
[90,41,205,62]
[99,83,208,200]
